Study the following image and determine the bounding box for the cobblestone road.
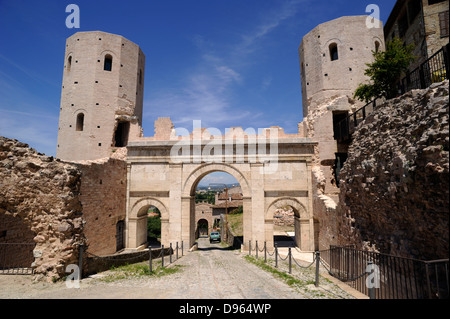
[0,238,353,299]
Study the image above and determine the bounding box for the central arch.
[181,163,251,248]
[182,163,250,197]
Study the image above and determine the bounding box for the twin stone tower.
[56,16,383,168]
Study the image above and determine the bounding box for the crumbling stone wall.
[0,137,86,281]
[0,137,128,281]
[336,81,449,260]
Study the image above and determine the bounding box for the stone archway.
[181,163,251,248]
[266,197,312,251]
[127,197,169,249]
[196,219,209,238]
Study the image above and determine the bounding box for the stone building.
[56,31,145,162]
[384,0,449,70]
[297,16,385,249]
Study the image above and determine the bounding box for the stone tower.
[298,16,384,195]
[56,31,145,162]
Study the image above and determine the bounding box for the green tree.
[354,37,415,103]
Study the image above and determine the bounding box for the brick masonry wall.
[78,158,127,256]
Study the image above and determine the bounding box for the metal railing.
[399,43,449,94]
[83,241,184,278]
[0,243,35,275]
[319,246,449,299]
[334,98,384,143]
[334,43,449,143]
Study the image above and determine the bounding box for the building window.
[329,43,338,61]
[375,41,381,53]
[104,54,113,71]
[408,0,421,23]
[76,113,84,131]
[114,121,130,147]
[439,11,449,37]
[67,56,72,72]
[398,12,409,38]
[139,69,142,85]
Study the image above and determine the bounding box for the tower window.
[114,121,130,147]
[329,43,338,61]
[104,54,113,71]
[139,69,142,85]
[76,113,84,131]
[67,56,72,72]
[375,41,381,53]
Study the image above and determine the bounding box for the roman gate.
[125,118,317,251]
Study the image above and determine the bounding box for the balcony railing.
[334,43,449,143]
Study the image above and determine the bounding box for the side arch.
[129,197,168,219]
[266,197,308,220]
[127,197,168,249]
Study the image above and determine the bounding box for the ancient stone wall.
[0,137,86,281]
[336,81,449,260]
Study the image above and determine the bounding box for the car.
[209,231,221,243]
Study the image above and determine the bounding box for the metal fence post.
[264,241,267,263]
[78,244,84,280]
[161,245,164,268]
[182,241,184,256]
[170,243,172,264]
[249,240,251,256]
[256,241,258,259]
[149,248,152,273]
[288,247,292,274]
[275,243,278,268]
[315,251,320,287]
[176,242,179,260]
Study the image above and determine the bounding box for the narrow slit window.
[104,54,113,71]
[76,113,84,131]
[329,43,338,61]
[67,56,72,72]
[375,41,381,53]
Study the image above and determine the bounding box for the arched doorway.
[127,198,168,250]
[182,163,251,248]
[197,219,209,238]
[266,198,312,251]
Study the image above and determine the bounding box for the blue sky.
[0,0,396,185]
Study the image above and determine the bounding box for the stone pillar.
[242,196,252,251]
[265,218,274,250]
[250,163,265,249]
[306,160,315,251]
[169,164,183,246]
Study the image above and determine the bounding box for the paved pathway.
[0,238,353,299]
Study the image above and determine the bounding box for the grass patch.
[99,261,183,282]
[227,212,243,236]
[244,255,306,288]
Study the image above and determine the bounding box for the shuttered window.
[439,11,449,37]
